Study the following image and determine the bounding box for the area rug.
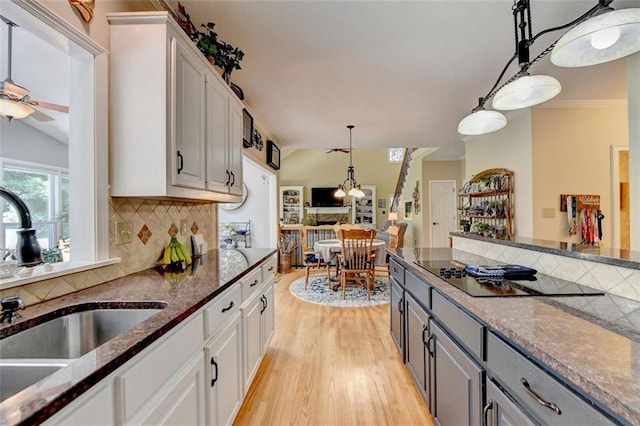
[289,275,389,308]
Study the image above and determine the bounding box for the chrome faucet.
[1,295,24,323]
[0,186,43,267]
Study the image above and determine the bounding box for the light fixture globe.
[334,185,346,198]
[492,73,561,110]
[551,8,640,67]
[458,108,507,136]
[0,98,35,120]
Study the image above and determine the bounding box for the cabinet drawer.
[487,332,614,425]
[405,270,430,310]
[117,313,202,422]
[431,290,484,360]
[261,255,277,282]
[203,285,242,338]
[241,268,263,302]
[390,258,404,286]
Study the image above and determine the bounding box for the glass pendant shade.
[348,186,365,198]
[551,8,640,67]
[0,98,34,119]
[334,186,346,198]
[457,109,507,135]
[492,74,561,110]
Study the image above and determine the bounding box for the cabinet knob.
[176,151,184,174]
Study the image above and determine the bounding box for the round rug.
[289,274,389,308]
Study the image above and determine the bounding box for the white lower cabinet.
[43,378,115,425]
[204,312,243,426]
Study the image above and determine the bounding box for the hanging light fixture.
[335,125,365,199]
[551,4,640,67]
[0,98,34,120]
[492,0,561,111]
[458,0,640,135]
[458,98,507,136]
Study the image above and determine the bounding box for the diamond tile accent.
[168,223,179,237]
[191,222,199,234]
[137,224,153,245]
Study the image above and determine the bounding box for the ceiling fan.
[0,16,69,121]
[326,148,350,154]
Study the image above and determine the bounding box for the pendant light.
[0,98,34,120]
[335,125,364,199]
[458,98,507,136]
[551,5,640,67]
[492,2,561,111]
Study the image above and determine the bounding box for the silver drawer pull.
[520,378,562,415]
[482,400,494,426]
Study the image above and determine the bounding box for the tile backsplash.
[452,236,640,302]
[0,198,217,307]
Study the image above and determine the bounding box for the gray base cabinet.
[485,379,536,426]
[390,276,405,360]
[405,292,432,409]
[431,320,484,426]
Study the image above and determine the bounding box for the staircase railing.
[391,148,412,212]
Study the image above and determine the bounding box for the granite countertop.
[389,247,640,426]
[0,248,275,425]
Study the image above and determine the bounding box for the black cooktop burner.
[414,260,604,297]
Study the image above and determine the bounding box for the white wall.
[464,111,533,238]
[0,120,68,168]
[218,156,277,248]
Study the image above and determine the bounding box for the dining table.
[313,238,387,266]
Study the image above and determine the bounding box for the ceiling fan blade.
[27,99,69,113]
[0,79,30,100]
[29,108,54,122]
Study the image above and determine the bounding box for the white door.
[429,181,457,247]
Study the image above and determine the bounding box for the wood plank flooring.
[234,270,434,426]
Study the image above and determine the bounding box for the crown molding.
[537,99,627,109]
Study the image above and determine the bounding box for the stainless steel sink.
[0,308,162,359]
[0,361,68,402]
[0,304,165,402]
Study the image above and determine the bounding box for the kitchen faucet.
[0,186,43,267]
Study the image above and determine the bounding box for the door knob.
[432,222,439,225]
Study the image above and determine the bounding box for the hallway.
[234,271,434,425]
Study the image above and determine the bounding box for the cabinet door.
[242,290,263,391]
[390,277,405,360]
[130,352,205,426]
[227,98,244,196]
[43,379,114,425]
[172,38,206,189]
[205,75,230,193]
[262,281,275,348]
[485,379,535,426]
[405,293,431,409]
[205,312,243,426]
[432,321,484,426]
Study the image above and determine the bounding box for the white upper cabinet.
[108,12,243,202]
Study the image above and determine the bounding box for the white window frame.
[387,148,403,163]
[0,0,112,288]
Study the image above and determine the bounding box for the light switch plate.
[115,221,134,245]
[542,208,555,218]
[180,219,188,235]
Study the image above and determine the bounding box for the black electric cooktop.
[414,260,604,297]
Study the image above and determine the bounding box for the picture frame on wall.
[267,140,280,170]
[243,108,253,148]
[404,200,413,221]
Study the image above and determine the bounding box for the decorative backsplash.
[0,198,217,307]
[452,236,640,303]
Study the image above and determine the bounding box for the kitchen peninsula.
[0,248,276,425]
[388,234,640,425]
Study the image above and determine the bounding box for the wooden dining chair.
[300,227,331,289]
[336,228,377,300]
[376,225,400,277]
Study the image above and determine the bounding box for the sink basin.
[0,361,67,402]
[0,304,165,402]
[0,308,163,359]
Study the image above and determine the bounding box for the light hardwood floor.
[234,270,435,426]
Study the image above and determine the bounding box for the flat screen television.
[311,187,343,207]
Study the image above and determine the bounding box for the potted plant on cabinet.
[196,22,244,83]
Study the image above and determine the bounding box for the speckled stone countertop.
[451,231,640,270]
[389,247,640,426]
[0,248,275,426]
